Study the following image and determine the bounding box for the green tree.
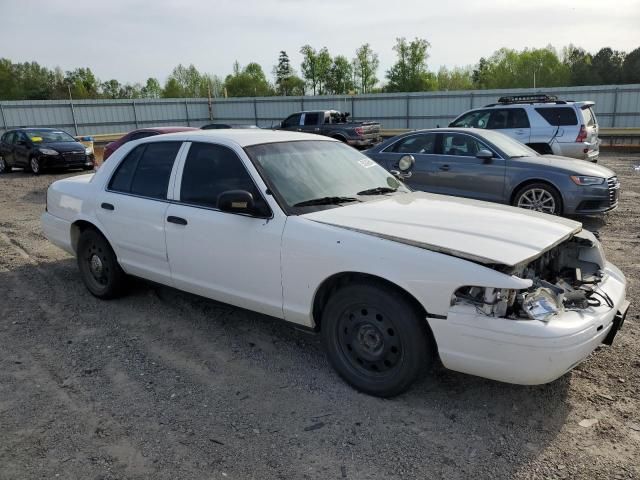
[64,67,99,98]
[385,37,436,92]
[300,45,320,95]
[326,55,354,94]
[563,45,600,86]
[437,66,474,90]
[592,47,625,84]
[101,79,122,98]
[622,47,640,83]
[274,51,295,95]
[352,43,379,93]
[224,61,274,97]
[141,77,162,98]
[315,47,333,95]
[162,77,184,98]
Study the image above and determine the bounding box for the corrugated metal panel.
[1,84,639,135]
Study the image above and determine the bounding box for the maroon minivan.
[102,126,198,162]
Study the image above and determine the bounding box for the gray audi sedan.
[364,128,619,215]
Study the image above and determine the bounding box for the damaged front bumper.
[428,262,629,385]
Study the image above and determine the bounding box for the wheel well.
[510,179,564,211]
[312,272,427,332]
[70,220,106,254]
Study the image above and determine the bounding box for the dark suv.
[0,128,95,175]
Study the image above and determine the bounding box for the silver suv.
[449,95,600,162]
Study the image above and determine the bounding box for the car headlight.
[85,147,93,155]
[39,148,58,155]
[522,288,560,322]
[570,175,604,186]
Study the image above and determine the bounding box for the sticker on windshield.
[30,136,43,142]
[358,157,376,168]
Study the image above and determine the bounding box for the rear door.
[484,108,530,144]
[96,141,184,284]
[580,104,599,146]
[428,132,506,202]
[14,132,32,166]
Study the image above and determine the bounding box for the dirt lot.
[0,152,639,480]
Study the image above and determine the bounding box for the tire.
[0,156,11,173]
[77,229,126,299]
[512,182,562,215]
[82,165,95,171]
[29,157,42,175]
[321,281,433,397]
[526,143,553,155]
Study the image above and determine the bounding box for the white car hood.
[302,192,582,267]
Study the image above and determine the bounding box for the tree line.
[1,40,639,101]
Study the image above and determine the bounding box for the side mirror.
[390,170,412,180]
[217,190,255,214]
[398,154,415,172]
[476,149,494,161]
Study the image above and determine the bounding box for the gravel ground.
[0,152,638,480]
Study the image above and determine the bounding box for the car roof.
[140,129,338,147]
[135,126,199,133]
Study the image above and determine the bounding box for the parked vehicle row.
[364,128,618,215]
[41,129,629,397]
[449,94,600,162]
[0,128,95,174]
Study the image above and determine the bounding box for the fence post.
[132,100,139,129]
[351,95,355,120]
[469,92,474,109]
[253,98,258,125]
[0,102,6,131]
[406,95,410,129]
[301,96,304,111]
[611,87,619,128]
[69,98,79,136]
[184,99,190,126]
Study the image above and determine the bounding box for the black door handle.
[101,202,114,210]
[439,164,450,171]
[167,216,188,226]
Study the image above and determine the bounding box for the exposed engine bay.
[452,230,615,321]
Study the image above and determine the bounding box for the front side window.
[282,114,301,128]
[108,141,181,199]
[442,133,488,157]
[387,134,436,154]
[179,142,268,215]
[245,140,408,212]
[304,113,320,126]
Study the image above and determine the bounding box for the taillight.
[354,127,364,136]
[575,124,587,143]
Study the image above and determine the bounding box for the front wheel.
[77,229,126,299]
[513,183,562,215]
[29,157,42,175]
[321,281,433,397]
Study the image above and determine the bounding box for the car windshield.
[475,130,539,158]
[25,130,76,143]
[245,140,408,211]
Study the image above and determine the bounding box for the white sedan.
[41,130,629,397]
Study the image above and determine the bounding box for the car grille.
[607,176,620,207]
[62,151,86,163]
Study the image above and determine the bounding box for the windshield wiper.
[357,186,398,196]
[293,196,360,207]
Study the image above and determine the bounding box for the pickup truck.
[278,110,381,148]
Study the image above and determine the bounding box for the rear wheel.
[321,281,433,397]
[77,229,126,299]
[0,156,11,173]
[513,182,562,215]
[29,157,42,175]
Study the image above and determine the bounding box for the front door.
[428,132,506,202]
[14,132,32,166]
[96,141,183,284]
[165,141,285,318]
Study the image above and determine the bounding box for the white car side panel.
[280,217,531,328]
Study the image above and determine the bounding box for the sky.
[1,0,639,85]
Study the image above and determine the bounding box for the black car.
[0,128,95,175]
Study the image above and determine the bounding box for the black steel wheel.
[29,157,42,175]
[77,229,126,299]
[321,281,433,397]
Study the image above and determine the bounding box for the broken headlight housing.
[521,288,560,322]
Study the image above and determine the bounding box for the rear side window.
[582,107,597,127]
[450,110,491,128]
[535,107,578,126]
[304,113,320,126]
[109,141,181,199]
[179,142,268,214]
[508,108,530,128]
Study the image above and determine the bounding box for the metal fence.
[1,84,639,136]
